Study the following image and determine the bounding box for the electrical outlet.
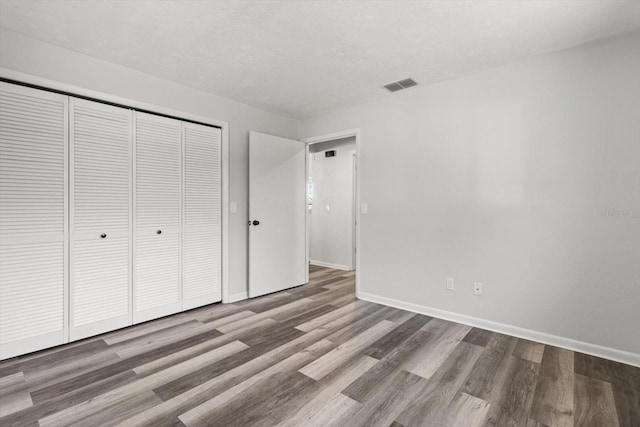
[446,277,455,291]
[474,282,482,296]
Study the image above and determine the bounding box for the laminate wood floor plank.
[1,352,122,412]
[362,313,431,360]
[181,370,316,426]
[574,351,640,391]
[284,392,361,427]
[461,333,519,403]
[0,390,33,417]
[0,267,637,426]
[612,384,640,427]
[230,292,288,310]
[35,341,248,427]
[320,278,354,291]
[153,326,304,401]
[346,369,430,427]
[328,292,357,308]
[278,355,376,427]
[156,338,338,427]
[115,312,362,426]
[299,319,397,380]
[530,346,575,427]
[0,370,23,385]
[22,350,120,386]
[574,374,620,427]
[324,305,396,344]
[40,390,162,427]
[513,339,546,364]
[342,329,433,403]
[487,357,540,427]
[0,339,109,377]
[182,353,376,427]
[441,391,491,427]
[199,309,255,328]
[402,319,472,380]
[307,284,357,305]
[0,370,138,427]
[215,297,316,333]
[294,299,369,332]
[27,328,223,404]
[462,327,495,348]
[113,322,222,359]
[279,304,337,330]
[395,341,484,426]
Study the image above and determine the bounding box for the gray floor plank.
[0,267,636,427]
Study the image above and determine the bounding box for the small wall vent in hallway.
[383,78,418,92]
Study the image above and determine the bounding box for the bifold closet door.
[70,98,132,341]
[183,122,221,309]
[0,83,68,360]
[133,112,181,323]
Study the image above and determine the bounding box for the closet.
[0,81,222,359]
[133,112,182,323]
[70,99,132,340]
[0,82,68,360]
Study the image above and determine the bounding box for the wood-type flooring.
[0,265,638,426]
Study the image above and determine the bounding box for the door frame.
[302,129,361,297]
[0,68,231,305]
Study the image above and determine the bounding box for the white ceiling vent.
[383,78,418,93]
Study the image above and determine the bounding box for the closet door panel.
[70,98,131,341]
[0,82,68,360]
[133,112,181,323]
[183,123,221,309]
[73,236,129,326]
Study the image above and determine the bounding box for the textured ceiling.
[1,0,640,119]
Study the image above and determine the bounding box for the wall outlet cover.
[474,282,482,296]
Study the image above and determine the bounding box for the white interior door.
[249,131,306,298]
[0,82,68,360]
[133,112,182,323]
[70,98,132,341]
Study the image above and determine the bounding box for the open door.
[249,131,307,298]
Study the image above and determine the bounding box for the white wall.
[301,32,640,362]
[0,28,300,300]
[309,137,356,270]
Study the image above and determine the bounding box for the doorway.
[304,130,361,295]
[247,129,360,300]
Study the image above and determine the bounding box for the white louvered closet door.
[70,98,132,341]
[133,112,182,323]
[183,122,221,309]
[0,83,68,360]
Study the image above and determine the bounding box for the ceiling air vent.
[383,78,418,93]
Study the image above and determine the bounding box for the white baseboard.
[227,292,248,303]
[310,260,351,271]
[358,291,640,368]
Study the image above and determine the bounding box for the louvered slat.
[183,123,221,309]
[0,82,67,360]
[73,238,129,326]
[133,112,182,322]
[70,98,131,340]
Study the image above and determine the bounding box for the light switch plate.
[446,277,455,291]
[230,202,238,214]
[361,203,368,214]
